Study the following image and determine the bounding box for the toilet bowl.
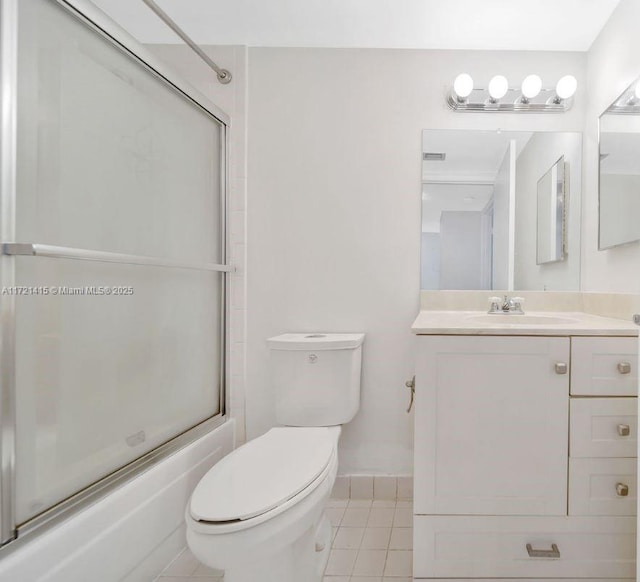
[186,332,364,582]
[185,426,340,582]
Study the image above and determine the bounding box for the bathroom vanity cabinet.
[413,332,638,581]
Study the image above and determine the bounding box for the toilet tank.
[267,333,365,427]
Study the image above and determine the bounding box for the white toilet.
[185,332,365,582]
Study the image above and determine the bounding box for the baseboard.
[331,474,413,500]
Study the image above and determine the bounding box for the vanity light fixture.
[488,75,509,102]
[520,74,542,102]
[607,78,640,113]
[453,73,474,102]
[623,80,640,106]
[551,75,578,103]
[447,73,577,112]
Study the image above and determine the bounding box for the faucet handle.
[488,296,501,313]
[512,297,525,313]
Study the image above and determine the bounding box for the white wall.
[247,48,586,474]
[514,132,582,290]
[582,0,640,292]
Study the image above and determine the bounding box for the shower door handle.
[2,242,234,272]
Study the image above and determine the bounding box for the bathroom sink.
[465,314,579,325]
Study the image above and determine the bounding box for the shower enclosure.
[0,0,229,546]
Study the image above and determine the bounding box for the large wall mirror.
[421,130,582,291]
[599,76,640,249]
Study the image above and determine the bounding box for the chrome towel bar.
[2,243,233,272]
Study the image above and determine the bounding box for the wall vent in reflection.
[126,430,146,447]
[423,152,446,161]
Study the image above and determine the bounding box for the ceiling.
[90,0,620,51]
[421,130,536,233]
[422,130,533,183]
[422,183,494,233]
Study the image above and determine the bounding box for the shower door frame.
[0,0,232,547]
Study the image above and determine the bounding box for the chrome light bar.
[448,73,577,113]
[447,88,574,113]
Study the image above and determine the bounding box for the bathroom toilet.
[185,332,365,582]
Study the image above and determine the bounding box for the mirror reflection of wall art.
[536,156,566,265]
[598,76,640,249]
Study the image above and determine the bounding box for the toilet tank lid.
[267,333,365,350]
[189,427,334,523]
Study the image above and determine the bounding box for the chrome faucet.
[488,295,525,314]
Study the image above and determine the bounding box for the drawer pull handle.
[616,483,629,497]
[526,543,560,559]
[618,424,631,437]
[554,362,567,375]
[617,361,631,374]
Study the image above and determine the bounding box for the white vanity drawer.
[569,458,637,516]
[570,398,637,458]
[571,337,638,396]
[414,515,636,579]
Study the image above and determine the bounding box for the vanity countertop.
[412,310,639,336]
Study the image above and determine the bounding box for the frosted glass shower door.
[8,0,228,528]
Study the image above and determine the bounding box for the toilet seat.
[190,427,335,524]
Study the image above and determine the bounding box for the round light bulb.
[453,73,474,99]
[488,75,509,100]
[635,81,640,100]
[521,74,542,99]
[556,75,577,100]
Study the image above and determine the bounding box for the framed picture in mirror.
[536,156,566,265]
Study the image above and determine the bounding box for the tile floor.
[323,499,412,581]
[155,547,223,581]
[156,499,412,582]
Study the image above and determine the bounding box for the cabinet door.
[414,335,570,516]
